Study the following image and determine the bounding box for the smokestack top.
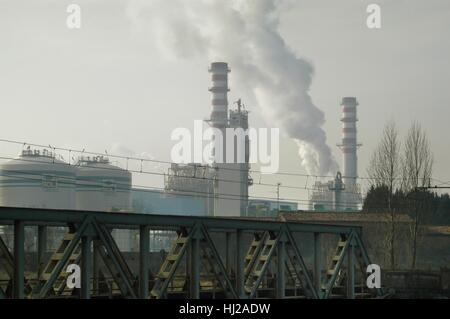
[341,97,358,107]
[209,62,230,72]
[209,62,230,128]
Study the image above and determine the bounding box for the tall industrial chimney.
[339,97,360,202]
[208,62,249,217]
[209,62,230,129]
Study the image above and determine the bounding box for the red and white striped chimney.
[340,97,359,191]
[209,62,230,128]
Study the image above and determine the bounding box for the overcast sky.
[1,0,449,207]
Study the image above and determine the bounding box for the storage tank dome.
[0,148,77,209]
[75,156,132,212]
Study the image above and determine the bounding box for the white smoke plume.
[126,0,338,176]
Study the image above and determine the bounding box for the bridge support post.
[93,240,101,296]
[347,240,355,299]
[314,233,321,293]
[226,232,232,276]
[276,237,285,299]
[190,232,200,299]
[13,220,25,299]
[140,225,150,299]
[37,225,47,280]
[81,235,92,299]
[235,230,245,298]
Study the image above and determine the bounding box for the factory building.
[164,62,251,217]
[132,188,206,216]
[208,62,251,217]
[163,163,215,216]
[247,199,298,218]
[308,180,334,211]
[228,99,252,216]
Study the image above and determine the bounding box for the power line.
[0,166,432,210]
[0,138,438,184]
[5,163,439,210]
[0,167,367,209]
[1,138,443,210]
[0,152,365,197]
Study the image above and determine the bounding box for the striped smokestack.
[340,97,359,190]
[209,62,230,128]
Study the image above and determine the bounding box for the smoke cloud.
[126,0,338,175]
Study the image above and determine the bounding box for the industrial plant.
[0,63,448,300]
[309,97,363,212]
[0,63,364,225]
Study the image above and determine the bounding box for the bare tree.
[367,121,401,269]
[402,121,433,269]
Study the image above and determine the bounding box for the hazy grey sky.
[1,0,449,206]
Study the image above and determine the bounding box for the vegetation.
[363,121,449,269]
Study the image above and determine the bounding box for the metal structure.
[164,163,216,216]
[0,206,383,299]
[329,172,345,211]
[309,180,334,211]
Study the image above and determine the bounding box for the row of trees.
[363,121,434,269]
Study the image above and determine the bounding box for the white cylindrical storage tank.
[75,156,134,252]
[75,156,132,212]
[0,148,77,209]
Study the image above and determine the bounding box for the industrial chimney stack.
[209,62,230,129]
[208,62,249,217]
[339,97,360,208]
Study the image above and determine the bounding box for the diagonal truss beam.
[92,220,137,298]
[0,233,14,299]
[352,231,385,297]
[322,231,354,299]
[284,226,319,299]
[0,233,14,279]
[243,232,265,280]
[246,231,280,298]
[36,217,138,299]
[37,216,91,298]
[151,225,197,298]
[198,224,238,298]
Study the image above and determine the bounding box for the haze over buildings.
[1,1,450,207]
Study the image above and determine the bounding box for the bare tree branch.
[367,121,401,269]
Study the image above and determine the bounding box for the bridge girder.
[0,206,384,299]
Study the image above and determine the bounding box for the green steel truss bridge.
[0,207,384,299]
